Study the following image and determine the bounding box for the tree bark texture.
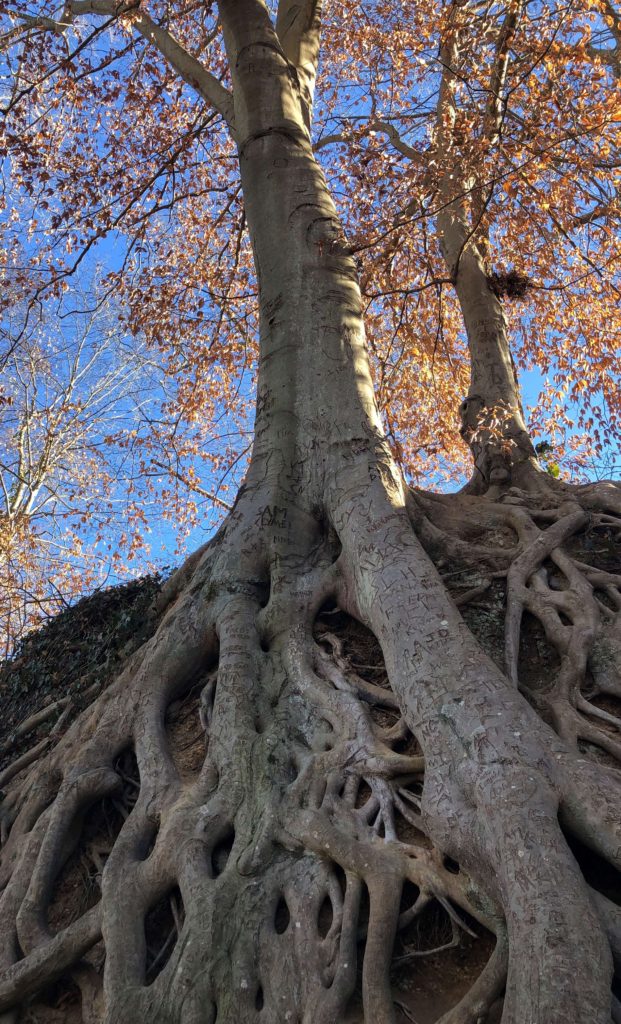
[1,3,621,1023]
[433,0,540,492]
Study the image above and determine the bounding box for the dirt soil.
[0,575,164,778]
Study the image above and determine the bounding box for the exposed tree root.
[0,472,620,1024]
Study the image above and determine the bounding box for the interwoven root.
[0,477,620,1024]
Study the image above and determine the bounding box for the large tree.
[0,1,621,1023]
[0,285,166,653]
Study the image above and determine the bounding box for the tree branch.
[150,460,232,510]
[128,8,235,129]
[486,0,523,144]
[6,0,236,130]
[276,0,323,123]
[587,0,621,74]
[314,118,428,167]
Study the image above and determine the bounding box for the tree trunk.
[1,3,621,1023]
[433,0,541,494]
[436,212,539,492]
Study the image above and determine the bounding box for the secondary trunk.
[433,0,541,493]
[437,213,539,491]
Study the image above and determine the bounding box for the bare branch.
[150,460,232,510]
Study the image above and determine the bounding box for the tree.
[310,0,621,485]
[0,275,246,654]
[0,286,157,652]
[0,2,620,1023]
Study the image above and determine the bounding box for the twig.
[393,997,419,1021]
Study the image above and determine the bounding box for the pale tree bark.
[432,0,541,493]
[1,2,621,1024]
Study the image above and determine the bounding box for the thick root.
[0,469,620,1024]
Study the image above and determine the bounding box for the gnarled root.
[0,466,620,1024]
